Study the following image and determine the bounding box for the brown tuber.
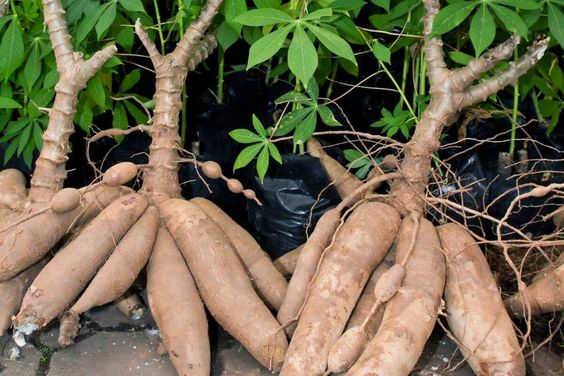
[227,178,244,194]
[102,162,139,186]
[201,161,222,179]
[50,188,81,213]
[326,326,368,374]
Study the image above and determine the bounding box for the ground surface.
[0,294,561,375]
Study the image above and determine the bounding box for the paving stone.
[413,330,474,375]
[0,335,40,376]
[84,301,156,329]
[47,331,176,376]
[212,330,274,376]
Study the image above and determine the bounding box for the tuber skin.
[50,188,81,213]
[14,193,148,331]
[159,199,288,371]
[0,169,27,210]
[201,161,222,179]
[505,253,563,317]
[274,245,304,278]
[326,263,405,374]
[147,228,210,376]
[280,202,400,376]
[346,250,395,337]
[102,162,139,187]
[191,197,288,311]
[347,218,445,376]
[0,260,45,336]
[307,138,363,200]
[277,207,342,335]
[0,185,123,281]
[437,223,525,376]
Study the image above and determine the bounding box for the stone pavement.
[0,300,561,375]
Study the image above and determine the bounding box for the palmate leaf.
[469,4,495,56]
[293,108,317,143]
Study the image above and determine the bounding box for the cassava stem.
[29,0,116,202]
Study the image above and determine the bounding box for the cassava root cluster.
[1,1,560,376]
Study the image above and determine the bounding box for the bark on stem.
[389,0,548,216]
[135,19,218,198]
[29,0,116,202]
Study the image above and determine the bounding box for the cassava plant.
[272,0,552,374]
[4,1,291,375]
[0,0,121,336]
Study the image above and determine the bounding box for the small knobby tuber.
[101,162,139,186]
[50,188,81,213]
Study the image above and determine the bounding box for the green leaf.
[469,4,495,56]
[547,3,564,47]
[120,69,141,92]
[75,5,106,44]
[448,50,474,65]
[275,90,310,104]
[0,19,25,78]
[17,123,32,156]
[225,0,248,34]
[267,142,282,164]
[492,0,540,10]
[78,103,94,133]
[95,2,117,39]
[216,21,240,51]
[432,2,477,35]
[256,145,269,182]
[87,74,106,108]
[235,8,293,26]
[318,105,341,126]
[112,102,128,130]
[305,78,318,102]
[247,24,293,68]
[4,139,17,164]
[24,43,42,91]
[330,0,365,12]
[33,122,43,151]
[306,23,356,64]
[371,0,390,11]
[371,39,391,64]
[119,0,145,12]
[252,114,267,137]
[0,96,22,108]
[123,99,148,125]
[288,25,318,87]
[116,26,134,50]
[490,4,528,37]
[343,149,364,162]
[230,128,265,143]
[233,143,264,171]
[274,107,313,136]
[302,8,332,21]
[253,0,281,8]
[293,109,317,143]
